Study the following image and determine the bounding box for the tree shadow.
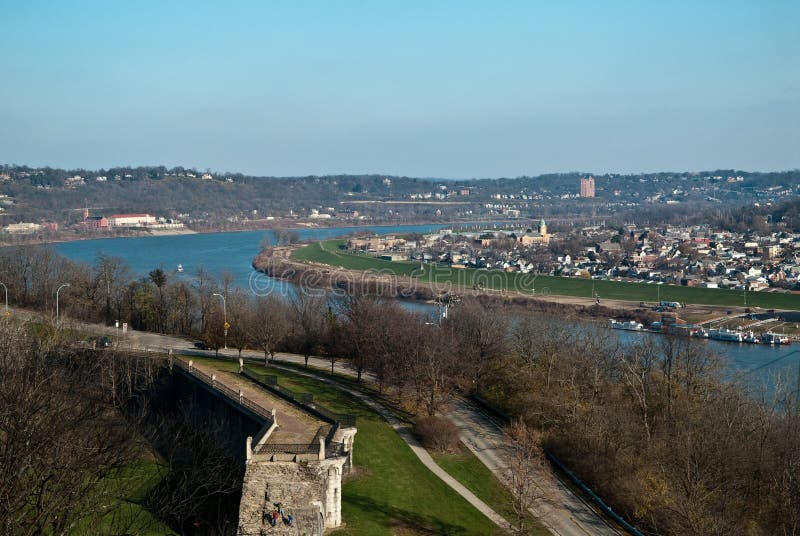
[345,493,473,535]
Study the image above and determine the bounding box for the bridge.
[170,356,357,535]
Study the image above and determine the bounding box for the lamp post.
[212,292,227,349]
[0,282,7,317]
[56,283,70,324]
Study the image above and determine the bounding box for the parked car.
[97,336,112,348]
[194,341,208,350]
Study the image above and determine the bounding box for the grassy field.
[192,357,503,535]
[71,459,177,536]
[261,358,551,535]
[293,240,800,310]
[430,446,550,536]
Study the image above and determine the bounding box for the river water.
[54,224,800,384]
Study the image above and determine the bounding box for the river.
[53,224,800,384]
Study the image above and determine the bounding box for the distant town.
[346,219,800,293]
[0,165,798,243]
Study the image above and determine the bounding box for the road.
[448,398,621,536]
[18,310,625,536]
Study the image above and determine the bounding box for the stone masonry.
[238,426,357,536]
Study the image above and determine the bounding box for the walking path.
[262,361,514,532]
[10,308,624,535]
[448,398,620,536]
[181,358,325,445]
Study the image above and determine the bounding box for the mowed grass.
[431,447,550,536]
[293,240,800,310]
[70,457,177,536]
[193,357,502,535]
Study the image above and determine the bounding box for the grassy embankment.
[82,461,177,536]
[267,358,550,536]
[293,240,800,310]
[190,357,504,536]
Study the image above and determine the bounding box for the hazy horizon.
[1,1,797,178]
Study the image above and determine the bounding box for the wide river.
[54,224,800,385]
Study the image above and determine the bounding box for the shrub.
[413,416,460,453]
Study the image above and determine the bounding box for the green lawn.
[193,357,502,535]
[431,447,550,536]
[293,240,800,310]
[71,459,177,536]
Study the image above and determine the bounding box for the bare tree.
[505,419,548,535]
[289,292,327,367]
[447,300,508,394]
[251,294,290,363]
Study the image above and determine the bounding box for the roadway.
[14,310,626,536]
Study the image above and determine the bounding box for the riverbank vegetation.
[292,239,800,310]
[3,245,799,534]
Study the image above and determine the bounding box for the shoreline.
[253,245,799,331]
[2,217,516,248]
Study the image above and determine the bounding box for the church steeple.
[539,218,547,236]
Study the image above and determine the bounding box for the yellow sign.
[224,322,231,330]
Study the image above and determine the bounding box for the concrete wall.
[166,370,265,463]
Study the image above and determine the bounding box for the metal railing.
[253,440,346,459]
[241,366,356,427]
[172,358,274,422]
[172,359,353,460]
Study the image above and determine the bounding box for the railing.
[241,366,356,427]
[255,443,319,455]
[253,440,346,459]
[172,359,353,460]
[171,358,274,422]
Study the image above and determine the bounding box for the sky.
[0,1,798,178]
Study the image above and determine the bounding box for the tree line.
[2,245,799,534]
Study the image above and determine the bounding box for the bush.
[413,416,460,453]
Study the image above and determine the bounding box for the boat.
[742,331,760,344]
[177,264,184,273]
[708,328,744,343]
[760,331,791,345]
[609,319,644,331]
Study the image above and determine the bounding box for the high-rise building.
[580,176,595,197]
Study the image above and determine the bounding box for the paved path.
[12,308,626,535]
[183,359,325,445]
[262,362,514,533]
[448,398,621,536]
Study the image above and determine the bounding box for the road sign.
[122,322,128,334]
[224,321,231,330]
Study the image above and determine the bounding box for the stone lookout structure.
[171,358,356,536]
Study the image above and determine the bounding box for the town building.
[107,213,156,227]
[82,216,110,230]
[580,176,596,198]
[517,219,550,246]
[3,222,41,234]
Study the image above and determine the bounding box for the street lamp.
[0,282,7,317]
[212,292,227,349]
[56,283,70,324]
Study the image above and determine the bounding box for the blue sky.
[0,1,797,178]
